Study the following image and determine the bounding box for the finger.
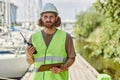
[28,46,35,51]
[50,67,57,73]
[27,46,35,55]
[50,67,61,73]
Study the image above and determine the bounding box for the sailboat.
[0,0,30,79]
[0,32,30,79]
[0,30,30,79]
[0,53,29,79]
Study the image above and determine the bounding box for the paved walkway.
[22,53,99,80]
[69,54,99,80]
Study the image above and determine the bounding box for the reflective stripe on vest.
[31,30,68,80]
[34,56,67,62]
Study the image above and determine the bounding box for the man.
[26,3,76,80]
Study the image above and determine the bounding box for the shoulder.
[57,29,66,33]
[32,31,41,36]
[57,29,73,39]
[66,32,72,39]
[57,29,69,34]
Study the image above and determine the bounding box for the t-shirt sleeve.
[66,33,76,58]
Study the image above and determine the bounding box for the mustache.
[46,21,52,23]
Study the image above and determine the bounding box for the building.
[0,0,17,26]
[0,0,42,27]
[12,0,42,24]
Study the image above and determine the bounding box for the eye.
[50,16,55,19]
[44,15,48,19]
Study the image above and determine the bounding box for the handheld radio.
[20,32,37,54]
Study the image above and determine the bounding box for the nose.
[46,17,51,22]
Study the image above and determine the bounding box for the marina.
[0,28,31,79]
[0,0,40,79]
[0,0,100,80]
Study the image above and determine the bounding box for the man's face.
[41,12,57,28]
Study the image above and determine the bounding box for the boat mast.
[0,0,5,27]
[8,0,11,28]
[4,0,11,28]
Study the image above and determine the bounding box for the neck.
[44,27,56,34]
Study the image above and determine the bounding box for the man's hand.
[50,66,67,74]
[26,46,35,64]
[50,67,62,74]
[26,46,36,57]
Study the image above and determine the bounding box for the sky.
[42,0,96,20]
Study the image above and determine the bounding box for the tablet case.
[38,63,64,72]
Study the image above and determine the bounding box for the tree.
[93,0,120,63]
[75,7,104,38]
[75,1,120,79]
[94,0,120,23]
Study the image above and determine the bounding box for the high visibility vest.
[31,29,68,80]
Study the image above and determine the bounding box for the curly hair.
[37,16,61,27]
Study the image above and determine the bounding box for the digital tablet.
[38,63,64,72]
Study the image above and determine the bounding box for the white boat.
[0,53,29,79]
[0,30,31,79]
[0,0,34,79]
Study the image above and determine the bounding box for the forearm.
[50,57,75,74]
[64,33,76,70]
[62,57,75,70]
[26,54,34,65]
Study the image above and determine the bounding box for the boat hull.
[0,54,29,78]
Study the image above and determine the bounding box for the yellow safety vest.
[31,29,68,80]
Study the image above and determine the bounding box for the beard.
[43,21,55,28]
